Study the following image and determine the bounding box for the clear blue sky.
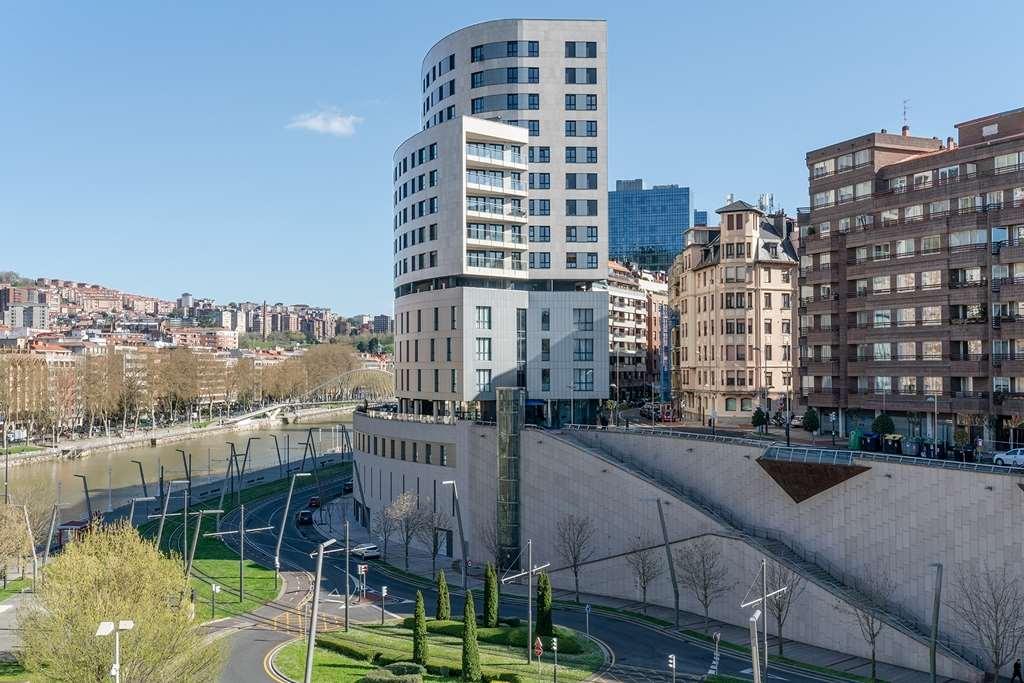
[3,1,1022,315]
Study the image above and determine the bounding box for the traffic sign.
[585,603,591,614]
[533,636,543,658]
[357,563,368,575]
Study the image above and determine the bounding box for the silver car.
[993,448,1024,467]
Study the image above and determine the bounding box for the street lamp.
[127,496,155,526]
[567,384,575,426]
[275,472,311,579]
[927,395,939,453]
[96,620,134,683]
[304,538,336,683]
[442,480,468,592]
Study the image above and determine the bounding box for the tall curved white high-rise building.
[392,19,609,424]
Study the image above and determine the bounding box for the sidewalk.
[315,497,958,683]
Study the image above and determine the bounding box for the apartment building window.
[586,252,598,269]
[566,199,598,216]
[429,224,437,240]
[529,225,550,242]
[450,369,457,393]
[781,293,791,308]
[763,293,772,309]
[529,146,550,163]
[529,173,550,189]
[574,338,594,361]
[585,94,597,110]
[416,309,422,332]
[476,369,492,393]
[529,252,551,269]
[566,253,578,269]
[564,41,597,57]
[541,338,551,361]
[429,338,436,361]
[446,337,452,361]
[475,337,492,361]
[541,309,550,331]
[573,308,594,331]
[564,67,597,84]
[433,370,439,393]
[417,369,422,392]
[566,173,598,190]
[565,120,577,137]
[573,368,594,391]
[764,319,772,334]
[541,368,550,391]
[565,94,577,110]
[414,339,419,362]
[474,306,491,330]
[529,199,550,216]
[439,444,448,467]
[781,320,791,334]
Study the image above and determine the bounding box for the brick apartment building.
[799,107,1024,448]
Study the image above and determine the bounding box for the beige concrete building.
[670,200,797,422]
[607,261,668,402]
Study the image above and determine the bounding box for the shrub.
[872,414,895,435]
[536,573,553,637]
[436,570,451,621]
[317,635,377,662]
[751,407,767,429]
[483,674,523,683]
[386,662,426,675]
[412,591,428,666]
[358,671,422,683]
[462,590,481,682]
[483,563,499,628]
[802,407,820,433]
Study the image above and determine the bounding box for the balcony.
[799,357,839,375]
[465,201,528,223]
[465,256,527,274]
[465,173,528,195]
[803,388,841,408]
[465,228,528,250]
[846,389,988,413]
[465,145,526,168]
[799,294,840,314]
[992,315,1024,337]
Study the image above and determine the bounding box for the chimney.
[901,125,910,137]
[881,128,887,134]
[946,136,957,150]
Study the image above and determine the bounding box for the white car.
[993,449,1024,467]
[351,544,381,559]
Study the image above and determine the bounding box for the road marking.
[0,605,12,614]
[740,668,788,680]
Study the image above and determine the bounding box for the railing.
[465,146,524,165]
[805,198,1024,231]
[465,201,527,218]
[465,174,527,192]
[466,256,525,271]
[465,228,525,244]
[364,409,456,425]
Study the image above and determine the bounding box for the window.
[475,337,492,361]
[585,94,597,110]
[565,120,577,137]
[476,369,492,393]
[529,173,550,189]
[573,368,594,391]
[896,238,915,257]
[574,338,593,361]
[564,41,597,58]
[528,252,551,269]
[725,398,737,411]
[837,153,854,172]
[529,146,550,163]
[921,235,941,254]
[541,368,550,391]
[529,225,550,242]
[812,158,834,177]
[763,293,772,309]
[541,309,550,331]
[541,338,550,361]
[573,308,594,331]
[475,306,491,329]
[446,337,452,361]
[529,199,550,216]
[897,273,915,292]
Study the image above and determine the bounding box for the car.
[351,544,381,559]
[993,448,1024,467]
[790,415,804,427]
[295,510,314,526]
[307,496,322,509]
[342,481,353,494]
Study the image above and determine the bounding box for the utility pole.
[655,499,680,627]
[500,539,550,664]
[304,538,335,683]
[345,520,350,631]
[203,504,273,603]
[275,472,310,580]
[929,563,943,683]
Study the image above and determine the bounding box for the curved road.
[206,483,844,683]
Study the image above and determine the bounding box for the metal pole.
[239,504,245,602]
[345,520,350,632]
[44,504,59,568]
[3,450,8,504]
[275,473,308,579]
[156,480,174,548]
[527,539,533,663]
[655,499,680,627]
[182,486,189,570]
[131,460,148,498]
[452,486,467,592]
[22,506,38,591]
[106,465,113,514]
[304,543,325,683]
[75,474,92,521]
[113,628,121,683]
[749,611,763,683]
[762,559,768,675]
[930,563,943,683]
[186,511,205,578]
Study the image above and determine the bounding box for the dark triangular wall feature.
[757,458,871,503]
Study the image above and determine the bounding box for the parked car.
[790,415,804,428]
[993,448,1024,467]
[307,496,322,509]
[295,510,314,526]
[639,403,655,418]
[351,544,381,559]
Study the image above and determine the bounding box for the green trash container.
[848,429,861,451]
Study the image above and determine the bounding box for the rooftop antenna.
[902,98,910,128]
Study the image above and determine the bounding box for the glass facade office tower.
[609,179,691,272]
[393,19,610,424]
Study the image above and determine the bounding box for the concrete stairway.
[551,428,984,673]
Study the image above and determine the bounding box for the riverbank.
[4,404,355,468]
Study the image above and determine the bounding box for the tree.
[0,505,32,588]
[555,513,596,603]
[18,521,224,681]
[435,569,451,621]
[388,492,428,570]
[476,515,503,569]
[624,533,664,614]
[675,537,732,633]
[871,413,895,435]
[372,499,400,562]
[483,563,499,628]
[835,565,896,682]
[751,407,768,433]
[536,572,554,637]
[413,590,428,666]
[461,589,481,682]
[764,562,806,655]
[802,407,820,434]
[417,508,451,576]
[948,564,1024,680]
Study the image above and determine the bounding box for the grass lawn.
[0,579,29,604]
[0,445,41,456]
[275,621,603,682]
[0,660,37,683]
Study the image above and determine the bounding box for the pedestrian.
[1012,658,1023,683]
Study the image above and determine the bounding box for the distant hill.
[0,271,34,287]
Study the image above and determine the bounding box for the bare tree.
[835,564,896,682]
[416,506,451,576]
[675,537,733,633]
[948,564,1024,680]
[624,533,664,614]
[371,501,400,562]
[477,514,503,569]
[764,562,806,655]
[555,513,596,603]
[388,492,429,570]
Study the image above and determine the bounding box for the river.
[4,418,351,522]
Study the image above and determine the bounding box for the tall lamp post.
[275,472,311,579]
[96,620,134,683]
[304,538,336,683]
[927,395,939,453]
[442,480,468,592]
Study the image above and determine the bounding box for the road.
[212,483,841,683]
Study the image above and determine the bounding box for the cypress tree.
[461,589,481,681]
[435,569,451,621]
[413,590,428,665]
[483,563,499,628]
[537,572,553,637]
